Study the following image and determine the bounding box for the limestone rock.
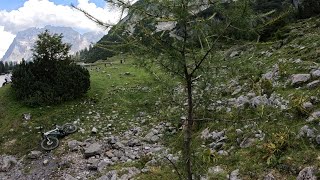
[307,80,320,89]
[208,166,225,175]
[229,169,241,180]
[230,51,240,58]
[307,111,320,122]
[97,170,118,180]
[28,150,42,159]
[84,143,102,158]
[297,167,317,180]
[291,74,311,86]
[264,172,275,180]
[311,69,320,78]
[298,125,317,138]
[91,127,98,134]
[68,140,82,151]
[0,155,17,172]
[239,138,256,148]
[302,102,313,111]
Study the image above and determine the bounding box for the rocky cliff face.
[1,25,104,63]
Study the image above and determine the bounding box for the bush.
[11,30,90,106]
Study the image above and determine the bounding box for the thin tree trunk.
[184,75,193,180]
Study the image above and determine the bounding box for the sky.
[0,0,125,58]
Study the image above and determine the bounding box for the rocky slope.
[1,25,104,63]
[1,14,320,180]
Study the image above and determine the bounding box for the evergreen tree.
[0,61,4,74]
[12,30,90,106]
[75,0,257,178]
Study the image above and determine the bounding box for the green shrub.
[11,30,90,106]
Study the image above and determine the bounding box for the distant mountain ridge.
[1,25,104,63]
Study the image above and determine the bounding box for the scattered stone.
[235,95,250,107]
[68,140,82,151]
[84,143,102,158]
[98,170,118,180]
[229,169,241,180]
[230,51,240,58]
[87,158,99,171]
[298,125,316,138]
[291,74,311,86]
[28,150,42,159]
[98,158,113,171]
[251,95,269,107]
[208,166,225,175]
[297,166,317,180]
[262,64,279,81]
[22,113,32,121]
[307,80,320,89]
[63,174,78,180]
[239,138,256,148]
[311,69,320,78]
[302,102,313,110]
[43,159,49,166]
[264,172,275,180]
[217,150,228,156]
[231,87,242,96]
[0,155,17,172]
[307,111,320,122]
[91,127,98,134]
[150,135,160,142]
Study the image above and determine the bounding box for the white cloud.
[0,27,15,58]
[0,0,125,58]
[0,0,123,33]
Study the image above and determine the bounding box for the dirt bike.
[40,123,77,151]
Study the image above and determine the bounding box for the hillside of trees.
[0,61,16,74]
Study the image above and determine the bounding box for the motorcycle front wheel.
[41,136,59,151]
[62,123,77,134]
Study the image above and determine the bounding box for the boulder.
[302,102,313,110]
[311,69,320,78]
[0,155,17,172]
[297,166,317,180]
[230,51,240,58]
[291,74,311,86]
[229,169,241,180]
[251,95,269,107]
[84,143,102,158]
[87,158,99,171]
[68,140,82,151]
[307,80,320,89]
[307,111,320,122]
[298,125,317,138]
[239,138,256,148]
[28,150,42,159]
[235,95,250,107]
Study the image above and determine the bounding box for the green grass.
[0,57,176,156]
[1,17,320,179]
